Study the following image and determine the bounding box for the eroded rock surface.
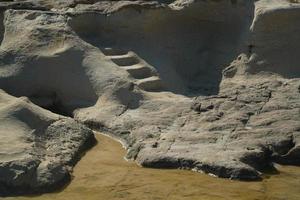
[0,0,300,196]
[0,90,95,196]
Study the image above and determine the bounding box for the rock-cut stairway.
[102,48,163,92]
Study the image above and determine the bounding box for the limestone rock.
[0,0,299,195]
[0,90,95,196]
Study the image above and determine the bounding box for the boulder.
[0,90,95,196]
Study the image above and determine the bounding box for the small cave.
[29,91,73,117]
[69,1,255,96]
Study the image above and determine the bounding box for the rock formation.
[0,90,95,196]
[0,0,299,196]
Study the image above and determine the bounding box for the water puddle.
[5,132,300,200]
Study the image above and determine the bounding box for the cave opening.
[29,91,73,117]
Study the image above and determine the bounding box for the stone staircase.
[102,48,163,92]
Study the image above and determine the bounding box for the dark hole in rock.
[29,92,72,117]
[0,11,5,45]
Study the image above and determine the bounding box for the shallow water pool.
[5,133,300,200]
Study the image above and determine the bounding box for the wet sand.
[5,132,300,200]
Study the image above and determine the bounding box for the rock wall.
[248,1,300,78]
[70,0,255,95]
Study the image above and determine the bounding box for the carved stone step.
[123,64,153,79]
[109,53,140,66]
[136,76,163,91]
[102,47,127,56]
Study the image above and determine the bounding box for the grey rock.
[0,90,95,196]
[0,0,299,195]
